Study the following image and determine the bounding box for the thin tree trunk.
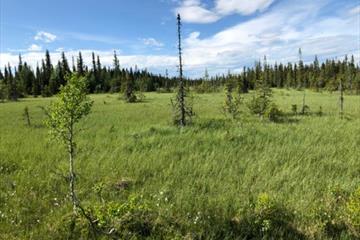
[68,127,77,214]
[302,92,306,115]
[177,14,185,127]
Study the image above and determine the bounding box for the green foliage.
[171,87,195,126]
[45,75,93,142]
[194,81,219,94]
[231,193,304,239]
[265,104,283,122]
[248,75,273,118]
[292,104,298,115]
[123,72,138,103]
[222,80,243,120]
[318,106,323,116]
[301,105,310,115]
[89,195,155,238]
[345,187,360,236]
[23,106,31,126]
[312,186,360,238]
[1,90,360,239]
[0,82,7,102]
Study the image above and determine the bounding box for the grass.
[0,89,359,239]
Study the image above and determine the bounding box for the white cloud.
[1,0,358,78]
[349,5,360,15]
[176,0,220,23]
[142,38,164,47]
[28,44,42,52]
[177,0,359,76]
[215,0,275,16]
[34,31,57,43]
[175,0,274,23]
[55,47,65,52]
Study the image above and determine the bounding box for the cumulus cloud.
[215,0,275,16]
[142,38,164,47]
[176,0,220,23]
[178,0,359,76]
[34,31,57,43]
[1,0,358,78]
[28,44,42,51]
[175,0,274,23]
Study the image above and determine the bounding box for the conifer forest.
[0,0,360,239]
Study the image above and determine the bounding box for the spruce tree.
[7,63,18,101]
[111,51,121,92]
[123,71,137,103]
[77,52,84,76]
[248,61,273,119]
[60,52,71,76]
[171,14,194,126]
[32,64,42,96]
[223,76,242,120]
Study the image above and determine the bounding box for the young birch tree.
[45,75,93,214]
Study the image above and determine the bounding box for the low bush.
[230,193,304,239]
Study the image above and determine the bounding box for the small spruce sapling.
[23,106,31,126]
[45,75,93,215]
[223,78,242,120]
[123,72,137,103]
[339,78,344,119]
[291,104,297,115]
[300,92,309,115]
[248,74,272,119]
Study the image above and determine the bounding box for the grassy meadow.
[1,89,360,239]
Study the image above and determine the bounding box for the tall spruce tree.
[32,64,42,96]
[171,14,194,126]
[111,51,121,92]
[7,63,18,101]
[77,52,84,76]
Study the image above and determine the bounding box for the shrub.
[265,104,283,122]
[222,89,243,120]
[312,186,360,238]
[301,105,310,115]
[231,193,304,239]
[345,187,360,237]
[291,104,298,115]
[247,93,272,119]
[89,195,157,238]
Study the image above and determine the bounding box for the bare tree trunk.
[177,14,186,127]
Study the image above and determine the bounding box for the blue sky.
[0,0,359,77]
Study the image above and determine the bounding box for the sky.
[0,0,359,77]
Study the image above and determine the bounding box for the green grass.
[1,90,359,239]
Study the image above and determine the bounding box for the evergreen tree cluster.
[194,54,360,94]
[0,50,177,101]
[1,50,359,102]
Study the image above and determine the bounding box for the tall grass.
[0,90,359,239]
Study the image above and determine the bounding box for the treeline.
[0,50,178,101]
[1,49,360,101]
[195,53,360,94]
